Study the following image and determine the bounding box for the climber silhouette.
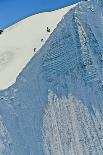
[34,48,36,52]
[0,30,3,34]
[47,27,50,32]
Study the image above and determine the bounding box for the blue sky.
[0,0,80,29]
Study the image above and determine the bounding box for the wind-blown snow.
[0,0,103,155]
[0,3,77,90]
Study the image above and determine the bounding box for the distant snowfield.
[0,3,77,90]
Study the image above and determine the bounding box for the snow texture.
[0,0,103,155]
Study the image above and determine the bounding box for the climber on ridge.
[47,27,50,33]
[34,48,36,52]
[0,30,3,34]
[41,39,44,42]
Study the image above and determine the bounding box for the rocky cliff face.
[0,0,103,155]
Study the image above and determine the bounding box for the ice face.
[0,0,103,155]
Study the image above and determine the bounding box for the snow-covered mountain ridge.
[0,3,77,90]
[0,0,103,155]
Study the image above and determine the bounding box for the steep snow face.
[0,115,12,155]
[1,0,103,155]
[0,3,77,90]
[43,92,103,155]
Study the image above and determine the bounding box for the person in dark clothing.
[47,27,50,32]
[41,39,44,42]
[34,48,36,52]
[0,30,3,34]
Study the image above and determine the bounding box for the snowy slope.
[0,3,77,90]
[0,0,103,155]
